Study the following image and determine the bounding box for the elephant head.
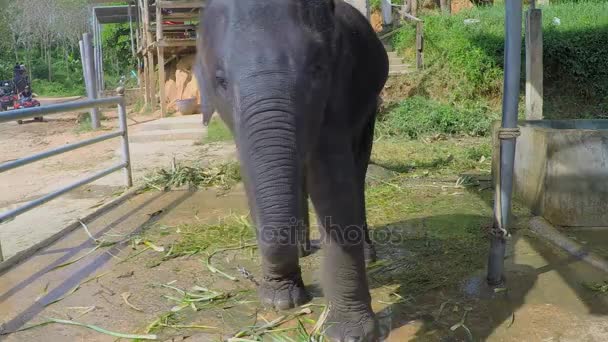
[195,0,338,277]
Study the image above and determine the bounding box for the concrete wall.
[493,120,608,227]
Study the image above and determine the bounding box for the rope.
[492,127,521,238]
[497,127,521,140]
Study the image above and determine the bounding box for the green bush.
[370,0,404,11]
[377,96,498,139]
[390,0,608,118]
[32,79,84,97]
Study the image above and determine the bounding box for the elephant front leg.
[298,174,314,257]
[308,146,379,342]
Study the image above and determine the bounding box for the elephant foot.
[324,308,379,342]
[258,270,312,310]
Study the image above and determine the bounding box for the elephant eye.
[215,70,228,90]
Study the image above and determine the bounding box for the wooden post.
[525,8,543,120]
[82,33,101,129]
[440,0,451,14]
[156,3,167,117]
[416,21,424,70]
[411,0,417,17]
[381,0,393,26]
[142,0,156,109]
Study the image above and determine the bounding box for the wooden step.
[150,24,197,32]
[157,38,197,47]
[389,70,413,76]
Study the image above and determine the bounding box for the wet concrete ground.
[2,187,608,341]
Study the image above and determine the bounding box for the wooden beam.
[157,38,197,47]
[156,2,167,117]
[158,47,167,117]
[416,22,424,70]
[143,0,156,107]
[157,1,206,9]
[163,12,200,21]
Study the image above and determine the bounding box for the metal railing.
[0,88,133,261]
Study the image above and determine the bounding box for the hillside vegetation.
[379,0,608,140]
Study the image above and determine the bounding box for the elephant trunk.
[237,94,303,278]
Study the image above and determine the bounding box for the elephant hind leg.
[353,101,380,264]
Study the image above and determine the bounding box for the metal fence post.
[83,33,101,130]
[117,87,133,187]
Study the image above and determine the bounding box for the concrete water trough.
[493,120,608,227]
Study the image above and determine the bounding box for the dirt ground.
[2,181,608,342]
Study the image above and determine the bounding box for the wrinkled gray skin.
[195,1,388,340]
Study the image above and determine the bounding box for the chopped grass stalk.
[44,272,110,307]
[14,318,157,340]
[121,292,144,312]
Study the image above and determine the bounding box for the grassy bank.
[389,0,608,120]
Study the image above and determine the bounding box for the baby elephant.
[195,1,388,340]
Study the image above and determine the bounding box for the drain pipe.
[487,0,523,286]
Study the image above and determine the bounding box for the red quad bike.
[0,93,16,112]
[15,97,42,124]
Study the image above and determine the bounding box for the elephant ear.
[193,58,215,126]
[329,0,336,13]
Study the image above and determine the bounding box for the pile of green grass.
[390,0,608,119]
[143,160,241,191]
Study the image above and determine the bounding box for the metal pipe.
[83,33,100,129]
[0,163,126,224]
[98,21,106,93]
[117,88,133,187]
[487,0,523,285]
[129,4,136,57]
[0,132,122,173]
[0,97,121,124]
[93,20,101,96]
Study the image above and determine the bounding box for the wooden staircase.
[384,44,413,76]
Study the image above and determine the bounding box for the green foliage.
[32,79,83,97]
[102,24,137,81]
[390,0,608,118]
[377,96,498,139]
[0,1,136,97]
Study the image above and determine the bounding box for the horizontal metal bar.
[0,131,123,174]
[0,163,126,225]
[0,97,122,124]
